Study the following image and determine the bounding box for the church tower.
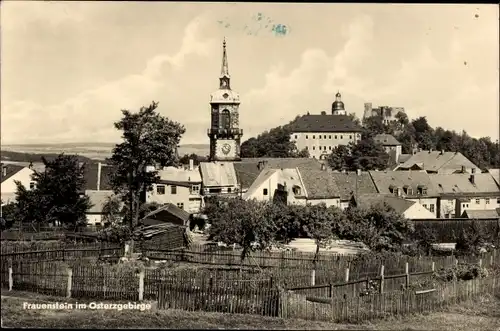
[332,91,347,115]
[208,38,243,161]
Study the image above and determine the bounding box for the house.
[199,161,239,196]
[85,190,118,226]
[363,103,406,125]
[331,170,378,210]
[242,167,304,204]
[288,93,363,160]
[134,223,188,250]
[369,170,439,218]
[141,203,191,227]
[461,209,500,219]
[429,170,500,218]
[394,150,480,174]
[373,134,402,167]
[1,163,36,205]
[233,158,323,194]
[297,166,341,207]
[147,161,203,213]
[350,193,436,219]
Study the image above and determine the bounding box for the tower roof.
[220,38,230,78]
[332,91,345,112]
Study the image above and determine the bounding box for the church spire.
[219,38,231,89]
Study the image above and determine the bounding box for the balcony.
[207,128,243,137]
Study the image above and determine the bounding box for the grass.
[1,290,500,330]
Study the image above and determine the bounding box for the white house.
[351,193,436,219]
[1,163,36,205]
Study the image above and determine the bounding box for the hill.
[1,143,210,161]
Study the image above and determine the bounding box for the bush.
[434,263,489,282]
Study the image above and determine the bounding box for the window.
[294,135,297,139]
[29,182,35,189]
[349,135,352,139]
[312,146,315,150]
[407,188,413,195]
[292,186,301,195]
[422,188,427,195]
[313,135,315,139]
[228,188,232,193]
[329,146,332,150]
[324,135,326,139]
[177,203,184,209]
[497,198,500,204]
[306,135,309,139]
[319,146,321,150]
[263,188,268,195]
[319,135,322,139]
[475,198,480,204]
[445,214,450,219]
[220,109,231,129]
[190,185,200,194]
[305,146,309,150]
[335,135,338,139]
[340,135,343,139]
[485,198,490,204]
[329,135,332,139]
[423,204,427,209]
[157,185,165,195]
[170,185,177,194]
[429,204,435,213]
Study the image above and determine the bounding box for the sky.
[1,2,499,145]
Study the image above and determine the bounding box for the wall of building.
[407,197,438,217]
[306,198,342,208]
[147,183,203,213]
[1,167,35,204]
[291,132,361,159]
[86,214,103,225]
[439,196,500,218]
[404,203,436,219]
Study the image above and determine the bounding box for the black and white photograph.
[1,1,499,329]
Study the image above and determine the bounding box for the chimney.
[257,161,264,171]
[189,159,194,171]
[28,162,33,169]
[2,166,6,177]
[469,173,475,184]
[440,150,444,155]
[471,168,476,174]
[96,162,102,191]
[321,163,326,171]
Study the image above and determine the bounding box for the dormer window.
[403,185,412,195]
[417,184,428,195]
[292,185,301,196]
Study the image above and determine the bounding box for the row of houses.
[2,148,499,226]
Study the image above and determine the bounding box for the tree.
[101,195,124,226]
[327,138,390,171]
[179,153,208,166]
[0,203,17,230]
[205,198,277,262]
[109,101,185,230]
[13,154,91,228]
[343,203,414,252]
[362,116,386,138]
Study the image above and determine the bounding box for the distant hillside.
[1,143,210,161]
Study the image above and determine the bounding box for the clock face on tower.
[221,143,231,155]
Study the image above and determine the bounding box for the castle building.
[207,39,243,162]
[363,103,405,125]
[289,91,363,160]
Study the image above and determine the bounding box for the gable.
[404,202,436,219]
[1,164,26,183]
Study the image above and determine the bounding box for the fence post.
[455,258,458,266]
[66,268,72,298]
[311,269,315,286]
[478,258,482,268]
[269,276,273,288]
[138,269,145,301]
[490,254,494,267]
[8,267,13,291]
[344,268,350,282]
[379,265,385,294]
[405,262,410,288]
[329,284,333,298]
[431,261,435,272]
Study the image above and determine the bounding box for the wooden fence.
[279,275,500,322]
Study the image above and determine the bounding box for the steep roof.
[461,209,500,219]
[373,134,401,146]
[398,154,412,164]
[369,170,439,197]
[234,158,322,190]
[488,169,500,186]
[396,150,480,173]
[354,193,416,215]
[85,190,116,214]
[82,163,113,191]
[199,162,238,187]
[288,114,363,133]
[142,203,190,226]
[1,163,25,183]
[429,173,500,196]
[331,171,378,201]
[242,168,278,200]
[298,168,340,199]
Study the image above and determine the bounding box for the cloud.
[1,14,216,144]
